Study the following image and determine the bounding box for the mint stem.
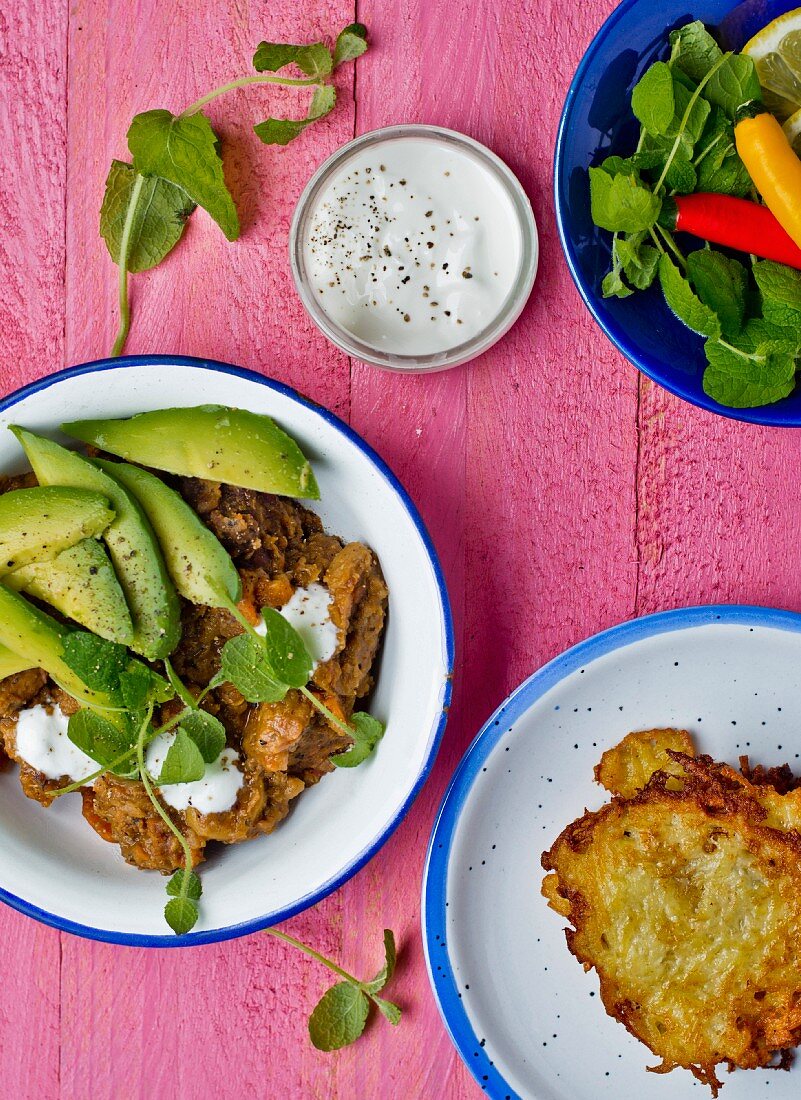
[265,928,364,987]
[136,708,195,882]
[110,171,145,357]
[180,73,320,118]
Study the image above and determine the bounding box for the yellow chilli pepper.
[734,100,801,251]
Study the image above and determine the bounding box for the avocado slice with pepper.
[0,585,117,710]
[61,405,320,499]
[0,486,114,573]
[10,428,180,660]
[95,459,241,609]
[6,538,134,646]
[0,643,34,679]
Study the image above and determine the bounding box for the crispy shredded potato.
[542,730,801,1095]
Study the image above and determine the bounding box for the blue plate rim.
[422,602,801,1099]
[0,353,455,947]
[553,0,801,427]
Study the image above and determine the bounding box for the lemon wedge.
[743,8,801,119]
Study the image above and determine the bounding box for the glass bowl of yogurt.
[290,125,538,372]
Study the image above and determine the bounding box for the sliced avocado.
[0,644,35,679]
[95,460,241,609]
[0,584,117,710]
[10,428,180,660]
[7,539,134,645]
[61,405,320,499]
[0,486,113,573]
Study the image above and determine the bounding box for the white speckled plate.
[423,605,801,1100]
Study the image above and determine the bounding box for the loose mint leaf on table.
[333,24,368,66]
[364,929,397,995]
[100,160,195,273]
[372,996,402,1025]
[589,168,660,233]
[703,54,761,117]
[62,632,129,694]
[127,109,240,241]
[331,712,386,768]
[753,260,801,326]
[252,41,333,78]
[157,728,206,785]
[68,710,137,775]
[658,253,721,338]
[164,895,199,935]
[703,338,797,407]
[166,868,202,900]
[686,249,747,338]
[254,85,336,146]
[309,982,370,1052]
[669,20,723,83]
[214,633,287,703]
[179,709,226,764]
[631,61,675,135]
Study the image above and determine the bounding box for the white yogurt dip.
[301,135,525,357]
[146,732,244,814]
[15,703,96,782]
[255,582,339,670]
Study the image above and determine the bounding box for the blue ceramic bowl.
[555,0,801,425]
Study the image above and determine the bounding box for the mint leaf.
[127,109,239,241]
[67,710,137,774]
[589,168,660,233]
[295,43,333,78]
[119,662,170,711]
[164,896,198,935]
[100,160,195,273]
[333,23,368,66]
[753,261,801,326]
[62,632,129,694]
[631,62,675,135]
[331,712,385,768]
[668,79,711,154]
[703,54,761,117]
[372,996,402,1025]
[258,608,313,688]
[254,86,336,147]
[179,709,226,764]
[687,249,747,338]
[703,338,796,407]
[616,233,659,291]
[602,266,633,299]
[308,983,370,1051]
[658,253,721,338]
[215,633,288,702]
[364,929,396,994]
[669,21,723,83]
[166,868,202,900]
[252,41,332,77]
[157,729,205,785]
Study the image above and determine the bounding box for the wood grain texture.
[6,0,801,1096]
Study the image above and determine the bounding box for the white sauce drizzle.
[15,703,97,782]
[255,582,338,671]
[145,732,244,814]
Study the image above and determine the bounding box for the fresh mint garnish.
[67,710,137,775]
[178,709,226,764]
[166,868,202,900]
[214,632,288,702]
[753,260,801,325]
[589,168,661,234]
[631,62,675,136]
[658,253,722,338]
[686,249,747,338]
[62,632,129,693]
[164,896,199,936]
[104,24,368,355]
[157,728,206,785]
[258,607,313,687]
[331,712,386,768]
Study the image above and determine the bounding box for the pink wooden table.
[4,0,801,1096]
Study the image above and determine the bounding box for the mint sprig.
[267,927,401,1050]
[102,24,368,356]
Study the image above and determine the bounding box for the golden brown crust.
[543,738,801,1095]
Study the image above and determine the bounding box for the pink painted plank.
[0,2,68,1095]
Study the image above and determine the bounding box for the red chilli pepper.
[659,193,801,270]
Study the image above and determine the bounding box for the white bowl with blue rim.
[423,604,801,1099]
[0,355,453,946]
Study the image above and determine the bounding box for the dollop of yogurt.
[146,732,244,814]
[256,582,339,670]
[15,703,96,782]
[302,137,523,356]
